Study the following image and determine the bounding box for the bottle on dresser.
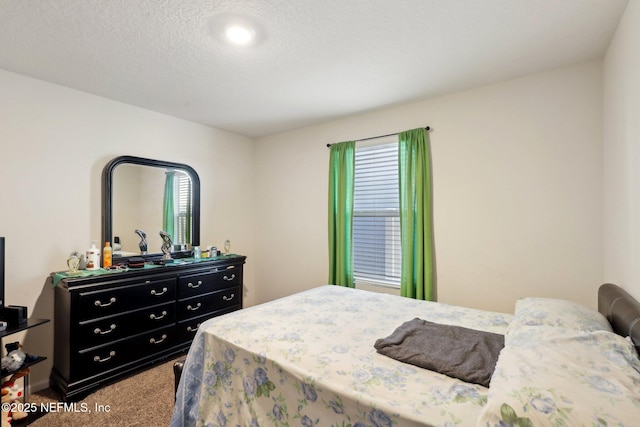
[103,242,112,268]
[86,241,100,270]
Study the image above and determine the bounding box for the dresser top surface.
[52,254,246,288]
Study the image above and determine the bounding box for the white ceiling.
[0,0,629,138]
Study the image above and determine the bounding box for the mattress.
[171,285,511,426]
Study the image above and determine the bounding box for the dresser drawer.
[76,276,176,321]
[176,306,240,344]
[178,265,241,299]
[73,325,176,381]
[77,302,176,349]
[177,286,240,319]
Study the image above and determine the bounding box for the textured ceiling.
[0,0,629,138]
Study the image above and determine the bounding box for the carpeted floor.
[23,356,183,427]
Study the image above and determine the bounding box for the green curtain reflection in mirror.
[163,171,175,241]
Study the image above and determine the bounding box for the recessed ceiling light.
[225,24,255,45]
[209,14,262,47]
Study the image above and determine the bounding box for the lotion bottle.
[103,241,112,268]
[86,241,100,270]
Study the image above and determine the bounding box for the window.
[353,138,401,288]
[173,171,192,245]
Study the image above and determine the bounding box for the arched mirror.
[102,156,200,260]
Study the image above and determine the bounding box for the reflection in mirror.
[102,156,200,260]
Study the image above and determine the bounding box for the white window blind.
[173,171,192,245]
[353,140,401,288]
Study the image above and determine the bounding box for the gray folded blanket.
[374,318,504,387]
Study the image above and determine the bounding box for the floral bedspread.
[170,285,511,427]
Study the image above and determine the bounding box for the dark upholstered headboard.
[598,283,640,355]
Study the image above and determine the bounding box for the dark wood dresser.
[50,255,245,400]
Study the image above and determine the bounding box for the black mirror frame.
[102,155,201,261]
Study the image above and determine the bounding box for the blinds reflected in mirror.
[174,171,193,245]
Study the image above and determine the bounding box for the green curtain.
[163,171,175,241]
[399,128,435,300]
[328,141,355,287]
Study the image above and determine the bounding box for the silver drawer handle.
[95,297,116,307]
[94,324,116,335]
[223,274,236,281]
[187,303,202,311]
[188,280,203,288]
[149,334,167,344]
[223,294,235,301]
[187,323,201,332]
[149,310,168,320]
[150,287,168,296]
[93,351,116,363]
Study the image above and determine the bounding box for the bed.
[171,284,640,426]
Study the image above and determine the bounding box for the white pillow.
[507,297,612,333]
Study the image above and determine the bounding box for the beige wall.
[254,61,604,313]
[603,1,640,300]
[0,69,256,391]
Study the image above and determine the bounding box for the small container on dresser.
[50,255,245,401]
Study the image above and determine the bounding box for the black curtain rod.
[326,126,430,147]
